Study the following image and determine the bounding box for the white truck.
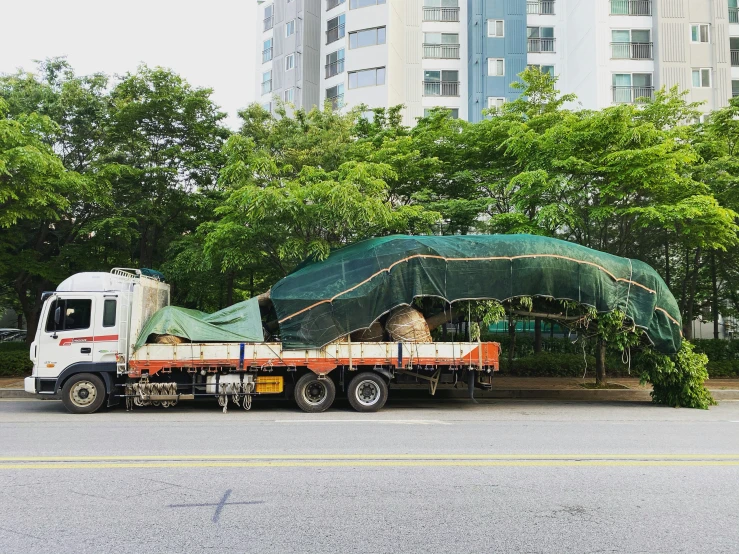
[25,269,500,414]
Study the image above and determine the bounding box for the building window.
[285,54,295,71]
[423,0,460,21]
[527,27,555,52]
[611,29,652,59]
[348,67,386,89]
[610,0,651,15]
[690,24,709,43]
[692,68,711,88]
[327,0,346,9]
[286,20,296,37]
[261,102,272,112]
[732,80,739,98]
[423,33,460,58]
[612,73,654,103]
[262,39,273,63]
[423,70,460,96]
[327,15,346,44]
[487,97,505,110]
[284,88,295,103]
[528,0,556,15]
[350,0,385,9]
[327,83,344,109]
[730,0,738,23]
[528,64,554,75]
[487,20,504,37]
[349,26,386,49]
[264,4,274,31]
[262,70,272,95]
[326,48,345,78]
[424,108,459,118]
[487,58,505,76]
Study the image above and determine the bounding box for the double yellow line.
[1,454,738,470]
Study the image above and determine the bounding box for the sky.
[0,0,258,128]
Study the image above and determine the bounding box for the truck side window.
[102,299,117,327]
[44,299,92,332]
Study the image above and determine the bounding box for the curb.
[0,390,59,400]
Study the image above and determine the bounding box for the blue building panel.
[468,0,526,122]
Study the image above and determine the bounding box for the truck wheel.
[347,372,388,412]
[61,373,106,414]
[294,373,335,413]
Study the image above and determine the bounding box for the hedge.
[0,342,32,377]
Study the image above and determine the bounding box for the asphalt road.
[1,397,738,554]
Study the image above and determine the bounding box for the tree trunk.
[17,312,23,329]
[534,317,542,354]
[711,251,719,340]
[226,272,234,306]
[507,314,516,372]
[595,337,606,387]
[683,246,702,340]
[664,237,670,288]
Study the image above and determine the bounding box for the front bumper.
[24,377,36,394]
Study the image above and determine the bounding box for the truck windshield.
[45,299,92,332]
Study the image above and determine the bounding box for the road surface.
[1,397,738,553]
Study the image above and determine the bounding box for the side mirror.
[54,306,61,326]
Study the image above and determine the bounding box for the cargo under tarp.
[269,234,682,353]
[134,297,263,350]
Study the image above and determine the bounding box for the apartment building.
[256,0,739,123]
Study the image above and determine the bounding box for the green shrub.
[0,342,32,377]
[500,353,597,377]
[637,342,716,410]
[706,361,739,378]
[691,339,739,362]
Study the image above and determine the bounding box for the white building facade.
[256,0,739,123]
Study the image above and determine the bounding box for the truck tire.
[61,373,106,414]
[347,372,388,412]
[294,373,335,413]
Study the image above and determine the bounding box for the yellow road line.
[1,460,739,470]
[1,453,739,462]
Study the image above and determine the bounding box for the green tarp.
[270,234,682,353]
[134,297,263,350]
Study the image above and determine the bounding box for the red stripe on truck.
[59,335,118,346]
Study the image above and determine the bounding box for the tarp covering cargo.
[134,297,263,350]
[270,234,682,353]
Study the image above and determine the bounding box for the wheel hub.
[70,381,97,407]
[304,382,327,404]
[355,380,379,406]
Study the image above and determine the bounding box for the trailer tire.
[61,373,106,414]
[347,372,388,412]
[294,373,335,413]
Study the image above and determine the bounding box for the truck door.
[37,295,97,378]
[92,295,119,366]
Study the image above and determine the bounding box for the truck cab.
[24,269,170,412]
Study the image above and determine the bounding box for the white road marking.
[274,419,451,425]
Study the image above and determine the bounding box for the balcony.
[264,16,273,31]
[527,1,555,15]
[422,7,460,21]
[326,24,345,44]
[325,59,345,78]
[732,50,739,67]
[327,0,345,9]
[423,81,460,97]
[729,7,738,23]
[261,80,272,95]
[262,47,273,63]
[610,0,652,15]
[328,94,344,110]
[423,44,460,59]
[611,42,653,59]
[527,38,556,53]
[612,86,654,103]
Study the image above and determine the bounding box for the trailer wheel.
[61,373,106,414]
[294,373,336,413]
[347,372,388,413]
